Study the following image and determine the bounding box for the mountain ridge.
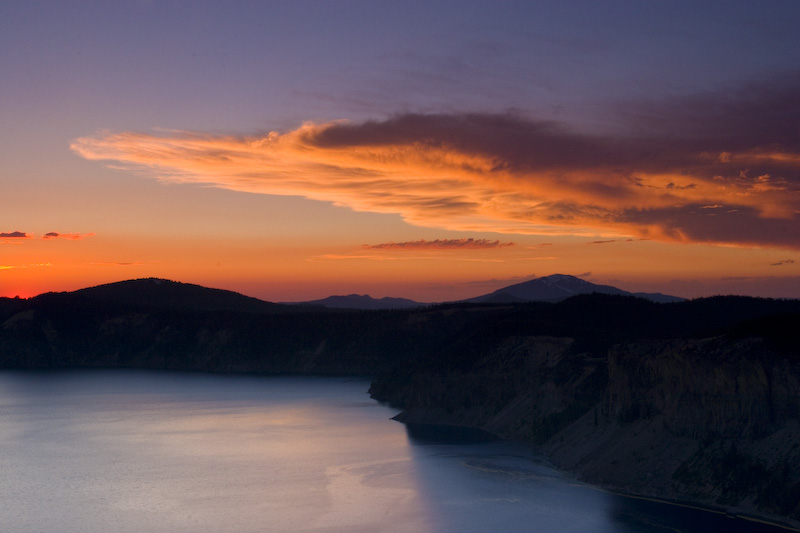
[67,278,293,314]
[283,274,684,309]
[465,273,684,304]
[284,293,426,310]
[9,274,689,309]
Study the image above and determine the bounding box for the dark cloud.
[588,240,617,245]
[364,238,515,250]
[620,205,800,248]
[305,112,628,172]
[618,72,800,149]
[42,232,94,240]
[770,259,796,266]
[0,231,29,238]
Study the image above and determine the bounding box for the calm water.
[0,370,790,533]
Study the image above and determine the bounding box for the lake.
[0,370,789,532]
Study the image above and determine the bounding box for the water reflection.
[402,423,617,533]
[401,422,794,533]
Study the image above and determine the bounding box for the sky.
[2,1,799,302]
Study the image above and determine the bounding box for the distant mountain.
[67,278,290,314]
[465,274,684,304]
[286,294,426,310]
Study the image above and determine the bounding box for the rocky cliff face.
[376,335,607,443]
[373,333,800,527]
[575,337,800,522]
[604,337,800,439]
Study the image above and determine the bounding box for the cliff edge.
[371,331,800,528]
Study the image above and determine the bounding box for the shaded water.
[0,370,790,532]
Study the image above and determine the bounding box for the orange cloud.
[364,238,515,250]
[0,263,51,270]
[72,81,800,249]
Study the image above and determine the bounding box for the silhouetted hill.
[70,278,291,314]
[465,274,684,303]
[286,294,426,310]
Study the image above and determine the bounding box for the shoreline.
[392,417,800,532]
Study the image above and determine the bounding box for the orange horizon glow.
[3,229,799,302]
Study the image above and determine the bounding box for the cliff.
[547,336,800,524]
[371,325,800,527]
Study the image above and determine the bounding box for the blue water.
[0,370,791,532]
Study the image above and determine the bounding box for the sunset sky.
[2,1,799,301]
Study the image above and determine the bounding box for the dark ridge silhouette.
[70,278,292,314]
[285,293,426,310]
[464,273,685,303]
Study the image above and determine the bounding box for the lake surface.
[0,370,789,532]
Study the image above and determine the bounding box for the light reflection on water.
[0,370,791,533]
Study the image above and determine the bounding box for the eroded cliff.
[373,332,800,527]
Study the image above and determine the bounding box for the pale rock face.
[605,338,800,439]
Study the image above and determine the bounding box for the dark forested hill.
[71,278,292,314]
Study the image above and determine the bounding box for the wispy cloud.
[87,261,153,268]
[315,253,521,263]
[312,254,403,262]
[770,259,796,266]
[72,76,800,249]
[0,263,51,270]
[363,238,514,250]
[42,232,95,240]
[1,231,94,242]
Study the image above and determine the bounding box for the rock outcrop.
[547,337,800,525]
[373,333,800,527]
